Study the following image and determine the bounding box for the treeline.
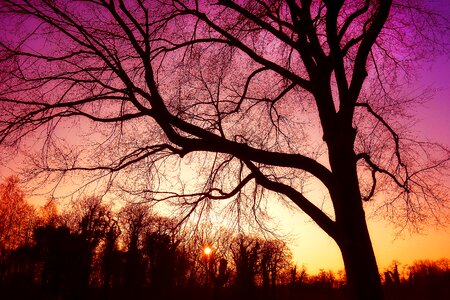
[382,260,450,300]
[1,176,450,300]
[0,176,341,300]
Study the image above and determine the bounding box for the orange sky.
[273,202,450,274]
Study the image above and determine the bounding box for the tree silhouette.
[36,199,61,228]
[260,239,292,296]
[143,230,183,298]
[0,176,35,285]
[406,259,450,300]
[212,257,230,300]
[118,202,151,292]
[67,196,111,296]
[99,212,121,296]
[0,176,34,251]
[33,225,73,297]
[145,215,190,298]
[231,234,261,299]
[181,223,233,299]
[0,1,449,299]
[5,189,450,300]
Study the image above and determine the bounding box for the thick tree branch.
[349,0,393,104]
[245,160,337,240]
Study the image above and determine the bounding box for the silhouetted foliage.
[99,213,121,296]
[144,231,185,297]
[36,199,61,228]
[231,234,260,299]
[0,189,296,299]
[1,177,449,300]
[118,203,149,292]
[380,259,450,300]
[0,176,35,289]
[34,224,87,298]
[0,177,34,249]
[260,239,292,296]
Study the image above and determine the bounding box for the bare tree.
[99,210,121,294]
[36,198,61,227]
[230,234,261,299]
[119,203,151,253]
[118,202,151,290]
[0,177,35,248]
[0,176,35,282]
[142,217,189,298]
[259,239,292,293]
[64,196,111,292]
[0,1,449,299]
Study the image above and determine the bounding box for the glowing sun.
[203,246,212,256]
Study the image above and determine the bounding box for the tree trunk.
[336,204,384,300]
[328,127,384,300]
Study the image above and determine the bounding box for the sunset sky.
[0,0,449,277]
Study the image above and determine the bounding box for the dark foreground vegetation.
[1,176,449,300]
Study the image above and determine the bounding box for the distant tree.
[383,259,450,300]
[212,257,230,299]
[118,202,151,291]
[0,176,35,283]
[312,269,337,289]
[228,233,294,299]
[99,212,121,294]
[0,176,35,251]
[33,224,79,296]
[0,243,35,298]
[259,239,292,294]
[142,215,189,298]
[36,198,61,228]
[68,196,111,293]
[179,223,233,300]
[230,234,261,299]
[289,264,309,293]
[383,261,401,288]
[143,231,177,296]
[0,1,449,299]
[408,259,450,287]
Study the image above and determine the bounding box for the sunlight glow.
[203,246,212,256]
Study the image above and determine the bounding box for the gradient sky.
[0,0,449,276]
